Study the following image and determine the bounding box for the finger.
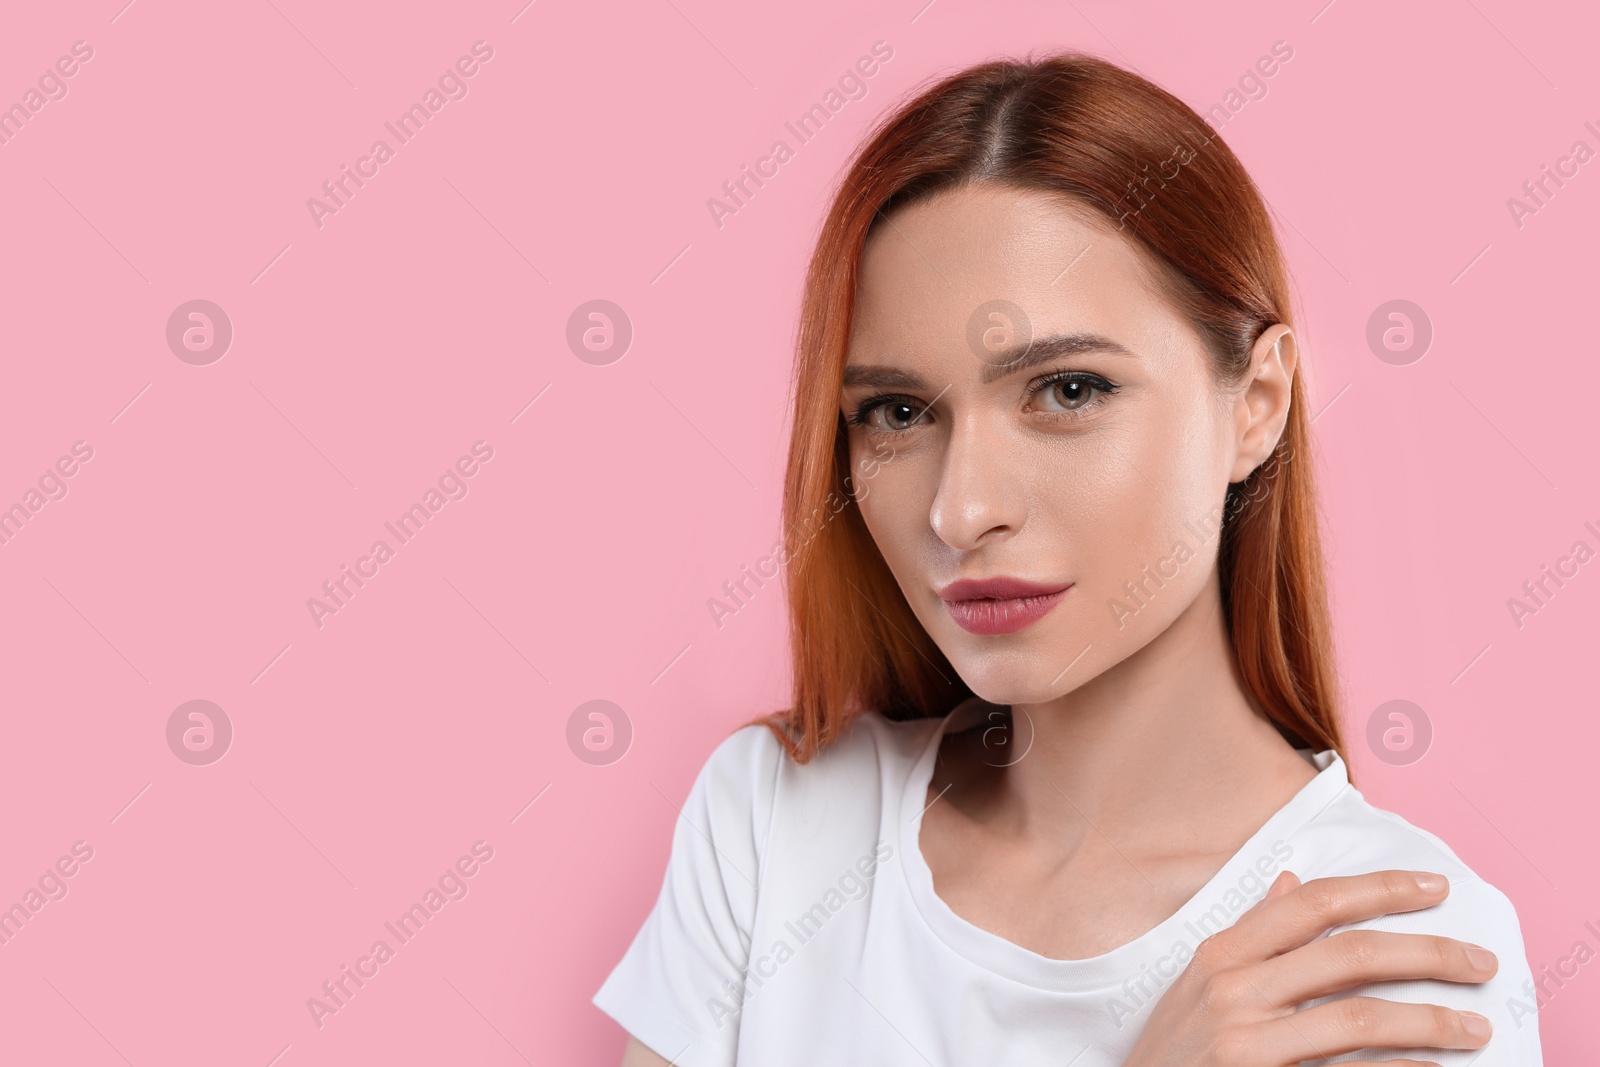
[1248,871,1287,912]
[1252,995,1491,1061]
[1246,870,1297,916]
[1265,869,1298,903]
[1240,929,1497,1007]
[1208,869,1449,964]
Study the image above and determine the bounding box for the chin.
[942,639,1073,708]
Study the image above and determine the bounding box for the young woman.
[594,52,1543,1066]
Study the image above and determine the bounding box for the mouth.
[937,578,1073,636]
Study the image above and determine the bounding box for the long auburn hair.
[745,50,1349,778]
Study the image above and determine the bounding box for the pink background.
[1,0,1595,1062]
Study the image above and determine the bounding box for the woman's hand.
[1121,869,1499,1067]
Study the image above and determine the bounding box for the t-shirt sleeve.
[1300,875,1545,1065]
[592,722,784,1066]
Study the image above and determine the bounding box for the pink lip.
[938,577,1073,636]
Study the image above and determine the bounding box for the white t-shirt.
[594,697,1545,1065]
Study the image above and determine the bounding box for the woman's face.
[841,183,1287,705]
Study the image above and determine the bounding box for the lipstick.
[938,577,1072,636]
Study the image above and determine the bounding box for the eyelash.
[846,370,1120,435]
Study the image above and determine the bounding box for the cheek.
[1063,416,1225,639]
[850,447,945,615]
[853,457,918,562]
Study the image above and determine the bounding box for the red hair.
[745,51,1348,778]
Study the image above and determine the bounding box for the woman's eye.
[1036,376,1103,412]
[859,399,927,431]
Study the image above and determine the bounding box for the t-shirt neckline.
[895,696,1352,992]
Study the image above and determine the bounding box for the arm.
[621,1034,674,1067]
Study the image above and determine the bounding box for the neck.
[984,568,1315,858]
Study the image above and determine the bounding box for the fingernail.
[1413,872,1446,892]
[1467,945,1497,971]
[1460,1011,1491,1037]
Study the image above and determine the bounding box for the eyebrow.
[842,332,1138,390]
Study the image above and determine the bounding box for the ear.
[1228,324,1296,484]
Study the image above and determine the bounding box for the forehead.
[849,183,1188,361]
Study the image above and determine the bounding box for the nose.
[928,411,1025,551]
